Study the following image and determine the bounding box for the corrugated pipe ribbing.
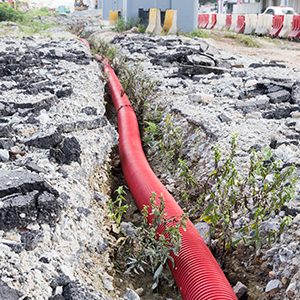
[95,53,237,300]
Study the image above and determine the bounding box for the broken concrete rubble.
[0,33,117,300]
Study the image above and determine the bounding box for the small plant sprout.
[108,185,128,226]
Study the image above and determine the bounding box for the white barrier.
[255,14,273,35]
[278,14,293,38]
[206,13,217,29]
[215,14,227,30]
[244,14,258,34]
[146,8,162,35]
[229,14,238,31]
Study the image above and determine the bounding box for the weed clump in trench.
[195,136,297,253]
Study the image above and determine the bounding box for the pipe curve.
[95,54,237,300]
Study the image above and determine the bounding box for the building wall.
[172,0,198,32]
[103,0,198,32]
[126,0,171,19]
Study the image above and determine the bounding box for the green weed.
[186,29,210,39]
[114,17,142,32]
[224,32,260,48]
[197,136,296,252]
[108,186,128,226]
[126,193,187,289]
[0,3,24,22]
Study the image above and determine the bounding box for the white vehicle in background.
[262,6,298,15]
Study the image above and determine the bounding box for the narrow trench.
[104,89,182,300]
[99,51,273,300]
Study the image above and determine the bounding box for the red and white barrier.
[255,14,273,35]
[244,14,258,34]
[198,14,209,28]
[235,15,246,33]
[206,13,217,29]
[197,13,299,40]
[269,15,284,37]
[278,14,293,38]
[215,13,227,30]
[288,15,300,39]
[230,14,239,31]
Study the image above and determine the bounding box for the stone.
[268,90,290,104]
[21,230,43,251]
[24,160,46,173]
[62,280,108,300]
[50,274,71,289]
[0,124,13,138]
[0,149,9,162]
[50,137,81,165]
[188,93,214,105]
[25,128,63,149]
[286,282,297,298]
[120,222,137,238]
[263,107,296,119]
[56,84,73,99]
[57,117,106,133]
[245,79,257,88]
[291,82,300,105]
[0,138,14,150]
[233,281,248,299]
[218,113,231,123]
[49,295,65,300]
[249,63,286,68]
[0,170,60,230]
[123,288,140,300]
[266,279,281,293]
[179,65,229,76]
[0,280,23,300]
[291,111,300,119]
[5,95,57,113]
[255,95,270,109]
[235,100,257,113]
[194,222,210,245]
[81,106,97,116]
[102,275,114,292]
[96,239,108,254]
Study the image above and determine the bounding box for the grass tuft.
[224,32,260,48]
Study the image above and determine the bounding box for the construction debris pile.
[0,36,121,300]
[108,34,300,299]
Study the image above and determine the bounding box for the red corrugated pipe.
[93,53,237,300]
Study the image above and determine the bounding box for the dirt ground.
[206,33,300,70]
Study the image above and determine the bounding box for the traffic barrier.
[215,13,227,30]
[109,10,118,25]
[255,14,273,35]
[269,15,284,37]
[235,15,245,33]
[198,14,209,28]
[207,13,217,29]
[278,14,293,38]
[288,15,300,39]
[163,9,177,34]
[146,8,162,35]
[244,14,257,34]
[230,14,238,31]
[225,14,232,30]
